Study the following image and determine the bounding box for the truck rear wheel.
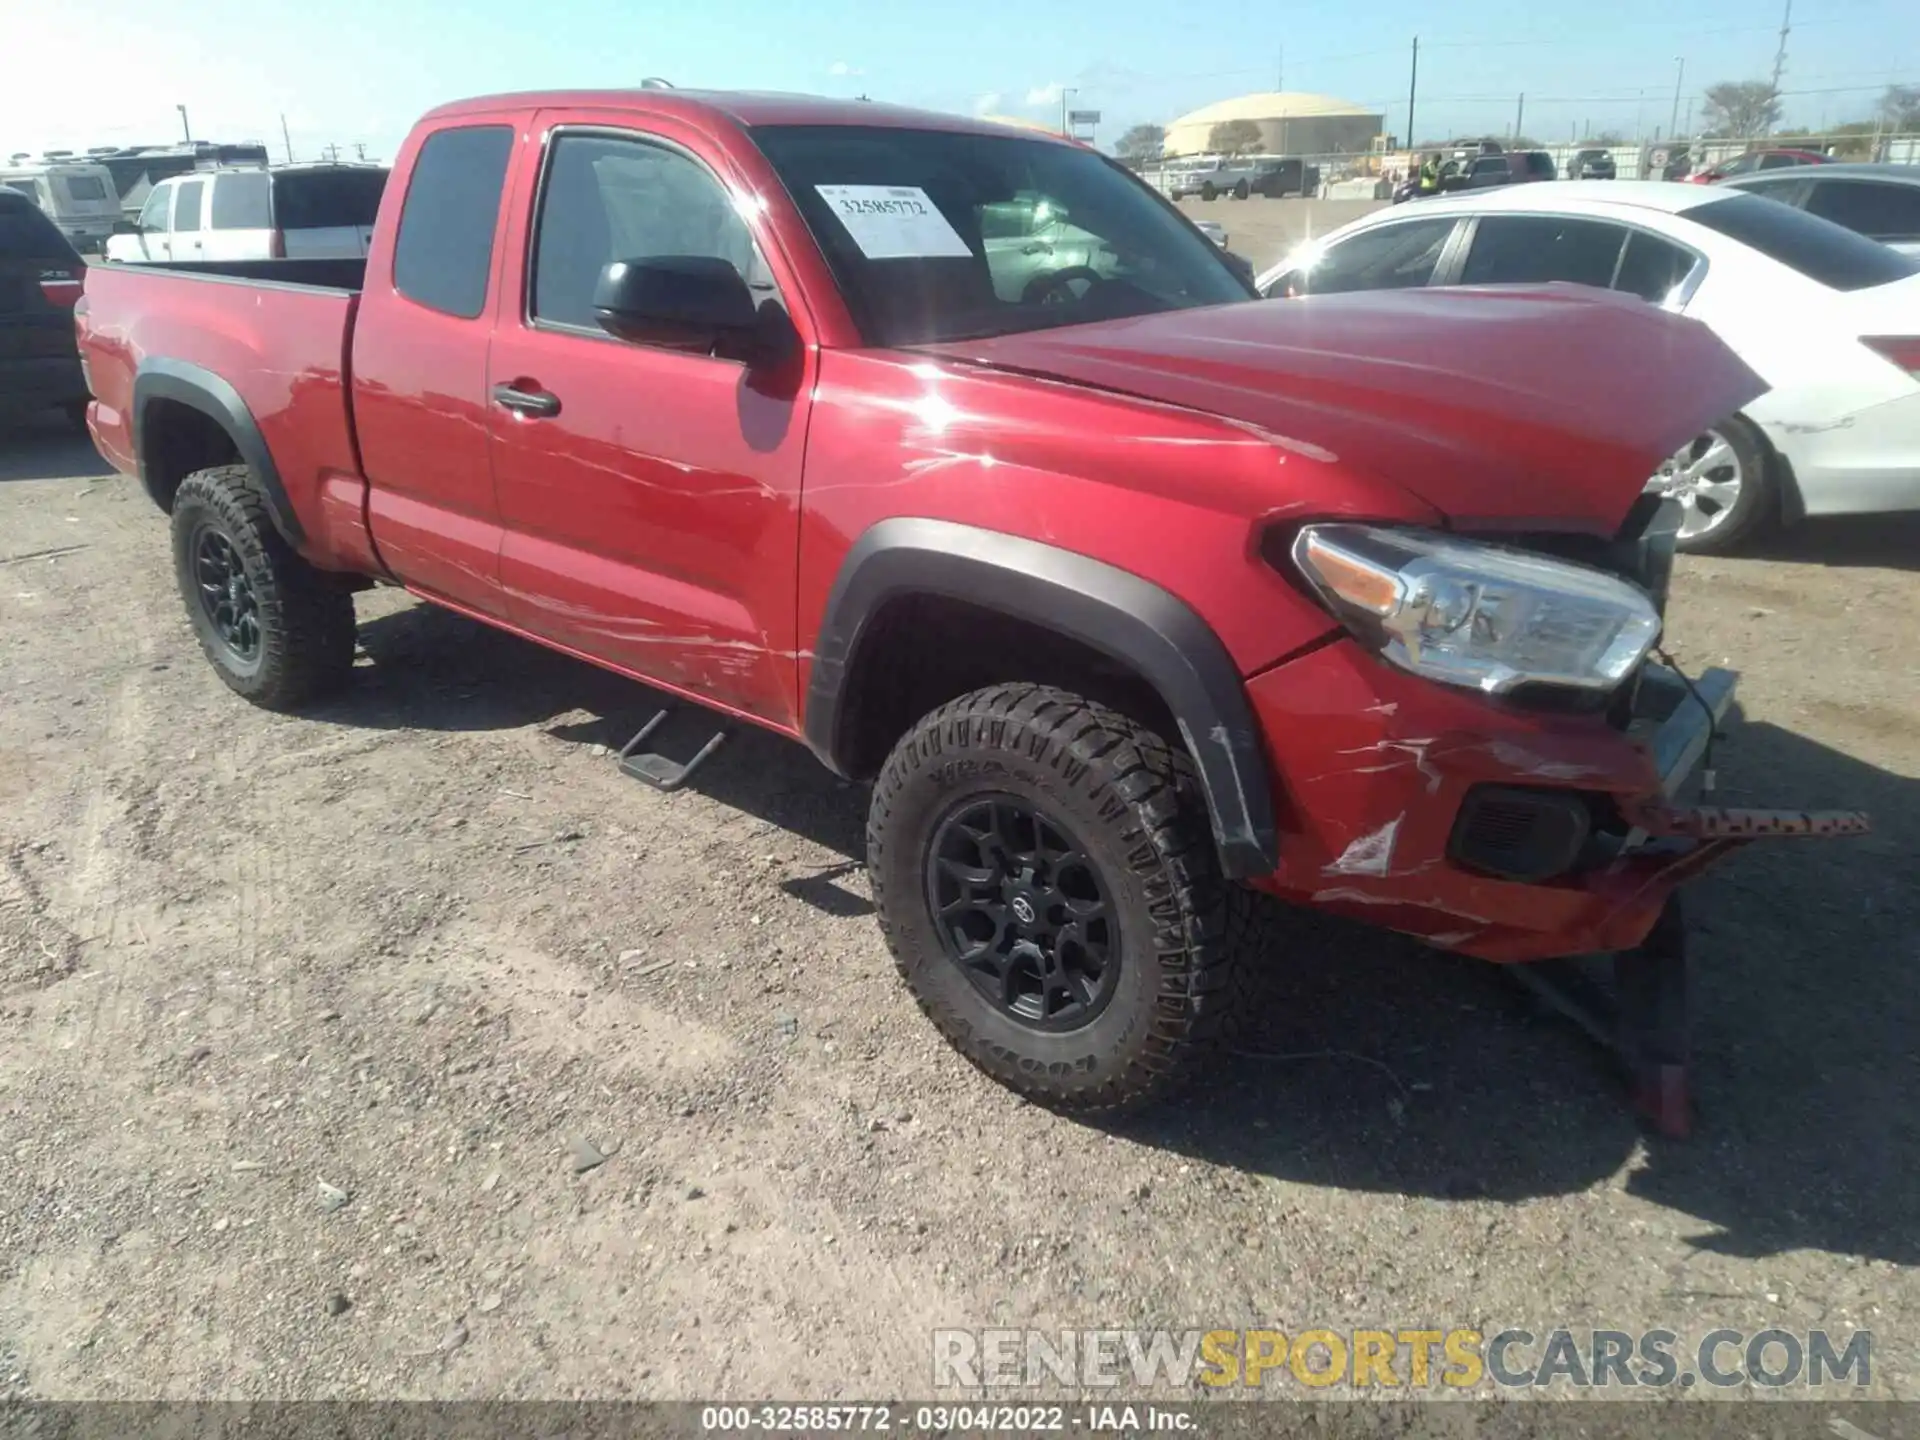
[169,464,356,711]
[867,683,1252,1113]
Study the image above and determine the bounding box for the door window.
[1460,215,1626,289]
[1804,179,1920,242]
[171,179,206,233]
[1275,218,1456,297]
[530,132,772,332]
[392,124,514,319]
[138,184,172,235]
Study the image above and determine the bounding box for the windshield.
[751,124,1250,346]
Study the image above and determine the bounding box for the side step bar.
[617,708,729,792]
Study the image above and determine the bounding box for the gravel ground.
[1,414,1917,1404]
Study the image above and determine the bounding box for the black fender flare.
[132,357,305,545]
[804,518,1278,879]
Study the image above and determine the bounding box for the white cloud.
[1024,82,1064,107]
[829,60,865,77]
[973,91,1004,116]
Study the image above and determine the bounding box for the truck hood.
[922,286,1767,533]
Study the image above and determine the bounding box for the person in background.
[1417,152,1440,196]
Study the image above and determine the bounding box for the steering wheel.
[1022,265,1105,307]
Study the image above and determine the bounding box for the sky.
[4,0,1915,165]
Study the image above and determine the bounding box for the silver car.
[1719,162,1920,256]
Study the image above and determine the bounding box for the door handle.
[491,382,561,419]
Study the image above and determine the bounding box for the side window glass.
[1289,219,1456,296]
[392,125,514,319]
[171,180,206,233]
[1613,232,1697,303]
[138,185,172,234]
[531,132,769,331]
[1807,181,1920,241]
[1461,216,1624,289]
[210,171,271,230]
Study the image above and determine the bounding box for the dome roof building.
[1163,92,1384,157]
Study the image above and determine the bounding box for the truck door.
[482,110,817,727]
[350,119,518,618]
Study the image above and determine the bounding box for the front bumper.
[1244,640,1867,962]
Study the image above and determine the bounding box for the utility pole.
[280,113,294,163]
[1406,36,1419,154]
[1514,93,1525,141]
[176,105,192,143]
[354,142,367,160]
[1060,87,1076,138]
[1670,57,1685,139]
[1768,0,1791,135]
[1277,46,1284,92]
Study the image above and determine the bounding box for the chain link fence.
[1142,132,1920,201]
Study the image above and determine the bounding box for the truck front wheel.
[867,683,1252,1113]
[169,464,356,710]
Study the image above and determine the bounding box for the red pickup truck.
[76,89,1861,1130]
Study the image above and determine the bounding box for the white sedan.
[1255,181,1920,552]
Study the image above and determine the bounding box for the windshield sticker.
[814,185,973,260]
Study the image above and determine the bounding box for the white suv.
[105,163,388,264]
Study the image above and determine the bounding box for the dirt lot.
[2,413,1918,1403]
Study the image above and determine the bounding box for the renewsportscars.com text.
[932,1327,1872,1391]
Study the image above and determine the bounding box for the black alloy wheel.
[191,525,263,669]
[925,794,1118,1031]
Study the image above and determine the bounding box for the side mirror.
[1221,249,1256,288]
[593,255,763,357]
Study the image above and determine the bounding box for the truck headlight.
[1290,523,1661,696]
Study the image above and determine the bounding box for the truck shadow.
[335,602,870,860]
[336,602,1918,1264]
[0,415,114,483]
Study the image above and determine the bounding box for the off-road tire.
[867,683,1256,1113]
[62,399,90,434]
[1232,180,1250,200]
[1200,182,1218,201]
[169,463,356,710]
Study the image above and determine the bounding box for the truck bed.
[79,257,369,569]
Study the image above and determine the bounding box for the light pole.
[177,105,192,143]
[1060,87,1077,137]
[1669,57,1685,140]
[1406,36,1419,154]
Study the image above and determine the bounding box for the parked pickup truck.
[76,89,1864,1131]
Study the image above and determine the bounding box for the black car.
[1462,150,1558,189]
[1,190,89,428]
[1247,158,1322,198]
[1568,147,1618,180]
